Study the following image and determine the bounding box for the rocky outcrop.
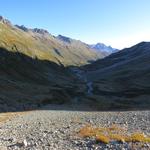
[32,28,49,35]
[0,16,11,25]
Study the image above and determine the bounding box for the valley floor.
[0,105,149,150]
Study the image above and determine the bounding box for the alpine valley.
[0,16,149,111]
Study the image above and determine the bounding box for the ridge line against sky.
[0,0,150,49]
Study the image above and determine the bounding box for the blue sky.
[1,0,150,49]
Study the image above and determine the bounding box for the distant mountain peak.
[0,15,4,20]
[15,25,29,32]
[57,35,72,43]
[32,28,49,35]
[0,16,12,26]
[15,25,50,35]
[90,43,118,54]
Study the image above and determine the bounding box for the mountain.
[0,16,107,67]
[90,43,118,54]
[82,42,150,109]
[0,46,87,111]
[0,16,106,111]
[0,16,149,111]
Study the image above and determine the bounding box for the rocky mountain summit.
[32,28,49,35]
[57,35,72,43]
[15,25,49,35]
[0,16,11,25]
[90,43,118,54]
[15,25,29,32]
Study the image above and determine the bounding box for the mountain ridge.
[81,41,150,109]
[90,43,118,54]
[0,16,117,63]
[0,16,109,66]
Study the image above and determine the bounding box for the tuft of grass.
[0,111,32,124]
[129,133,150,143]
[109,134,126,143]
[96,134,110,144]
[78,124,150,144]
[79,125,96,137]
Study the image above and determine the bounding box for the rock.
[124,121,128,125]
[43,132,47,137]
[0,109,149,150]
[23,139,28,147]
[32,28,49,35]
[15,25,29,32]
[88,119,93,124]
[0,146,7,150]
[144,143,150,148]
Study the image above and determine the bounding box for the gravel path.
[0,105,149,150]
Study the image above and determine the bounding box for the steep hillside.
[0,46,87,111]
[0,16,105,66]
[82,42,150,109]
[0,16,105,111]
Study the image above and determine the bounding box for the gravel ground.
[0,105,149,150]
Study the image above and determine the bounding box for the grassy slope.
[0,22,103,66]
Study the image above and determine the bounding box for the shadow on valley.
[0,47,81,112]
[0,47,150,113]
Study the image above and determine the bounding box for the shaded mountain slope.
[0,16,105,66]
[82,42,150,109]
[0,47,86,112]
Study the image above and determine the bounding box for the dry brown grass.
[0,111,32,124]
[0,112,16,123]
[96,134,110,144]
[78,124,150,144]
